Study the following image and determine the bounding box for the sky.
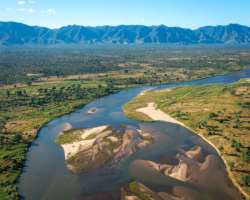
[0,0,249,29]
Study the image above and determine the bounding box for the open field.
[123,79,250,198]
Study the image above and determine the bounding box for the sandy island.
[87,108,98,114]
[57,124,153,173]
[61,125,109,159]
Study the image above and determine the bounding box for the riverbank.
[0,80,122,200]
[123,79,250,199]
[135,102,184,126]
[1,68,249,199]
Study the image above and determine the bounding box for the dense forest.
[1,45,250,85]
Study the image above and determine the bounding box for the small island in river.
[87,108,98,114]
[55,124,153,173]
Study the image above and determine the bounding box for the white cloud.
[46,8,56,15]
[28,0,36,4]
[27,8,35,13]
[17,1,26,5]
[16,8,35,13]
[17,0,36,5]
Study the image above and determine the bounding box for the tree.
[241,149,250,162]
[234,112,241,128]
[26,80,32,86]
[6,90,10,97]
[105,79,114,93]
[240,174,250,186]
[231,138,241,152]
[16,90,23,97]
[12,134,22,143]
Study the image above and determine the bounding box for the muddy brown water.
[18,69,250,200]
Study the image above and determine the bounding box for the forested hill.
[1,22,250,45]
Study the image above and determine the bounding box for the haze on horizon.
[0,0,249,29]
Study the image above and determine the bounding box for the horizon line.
[0,20,248,30]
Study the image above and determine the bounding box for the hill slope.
[1,22,250,45]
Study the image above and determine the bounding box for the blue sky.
[0,0,249,28]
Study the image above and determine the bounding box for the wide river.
[18,69,250,200]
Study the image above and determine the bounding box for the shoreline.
[136,103,249,200]
[1,66,248,90]
[16,90,120,198]
[16,101,91,196]
[15,68,250,199]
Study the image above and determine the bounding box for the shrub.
[208,112,218,119]
[228,161,235,170]
[240,174,250,186]
[231,138,241,152]
[241,148,250,162]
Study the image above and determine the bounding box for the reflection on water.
[18,69,250,200]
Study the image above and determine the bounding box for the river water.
[18,69,250,200]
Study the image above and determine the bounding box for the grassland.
[123,79,250,199]
[0,79,121,200]
[55,129,83,145]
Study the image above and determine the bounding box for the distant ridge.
[1,22,250,45]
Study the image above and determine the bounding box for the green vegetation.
[0,79,120,200]
[241,175,250,187]
[128,182,151,200]
[121,181,155,200]
[1,45,249,85]
[55,129,83,145]
[123,101,152,122]
[124,79,250,198]
[56,126,112,145]
[0,45,249,199]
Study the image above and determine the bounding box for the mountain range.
[1,22,250,45]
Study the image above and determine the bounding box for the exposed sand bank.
[61,125,109,159]
[58,124,153,172]
[138,89,152,96]
[134,102,249,199]
[136,102,184,126]
[129,144,242,200]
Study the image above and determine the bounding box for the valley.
[0,45,249,200]
[1,1,250,199]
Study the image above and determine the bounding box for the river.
[18,69,250,200]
